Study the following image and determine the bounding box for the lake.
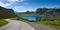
[22,16,37,20]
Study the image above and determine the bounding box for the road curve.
[0,19,35,30]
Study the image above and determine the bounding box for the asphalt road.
[0,19,56,30]
[0,19,35,30]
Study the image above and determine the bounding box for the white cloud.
[13,6,24,10]
[20,0,24,2]
[0,1,13,8]
[0,0,24,7]
[0,1,5,7]
[13,6,24,12]
[8,0,19,3]
[13,6,28,12]
[8,0,24,3]
[0,0,27,12]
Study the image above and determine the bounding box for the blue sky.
[0,0,60,12]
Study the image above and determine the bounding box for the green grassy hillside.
[0,6,17,27]
[0,6,16,19]
[0,19,8,27]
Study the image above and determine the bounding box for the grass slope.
[34,20,60,30]
[0,19,8,27]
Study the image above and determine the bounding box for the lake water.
[22,16,44,20]
[22,16,37,20]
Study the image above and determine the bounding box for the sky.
[0,0,60,12]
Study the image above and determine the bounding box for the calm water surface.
[22,16,37,20]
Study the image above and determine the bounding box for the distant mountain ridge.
[0,6,16,19]
[16,8,60,19]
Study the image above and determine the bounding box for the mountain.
[16,8,60,20]
[0,6,16,19]
[36,8,48,14]
[36,8,60,19]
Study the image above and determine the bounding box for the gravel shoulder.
[27,22,56,30]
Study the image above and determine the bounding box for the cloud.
[20,0,24,2]
[13,5,30,12]
[5,3,12,6]
[13,6,24,10]
[0,0,24,7]
[7,0,24,3]
[13,6,26,12]
[0,0,27,12]
[0,1,13,8]
[8,0,20,3]
[0,1,5,7]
